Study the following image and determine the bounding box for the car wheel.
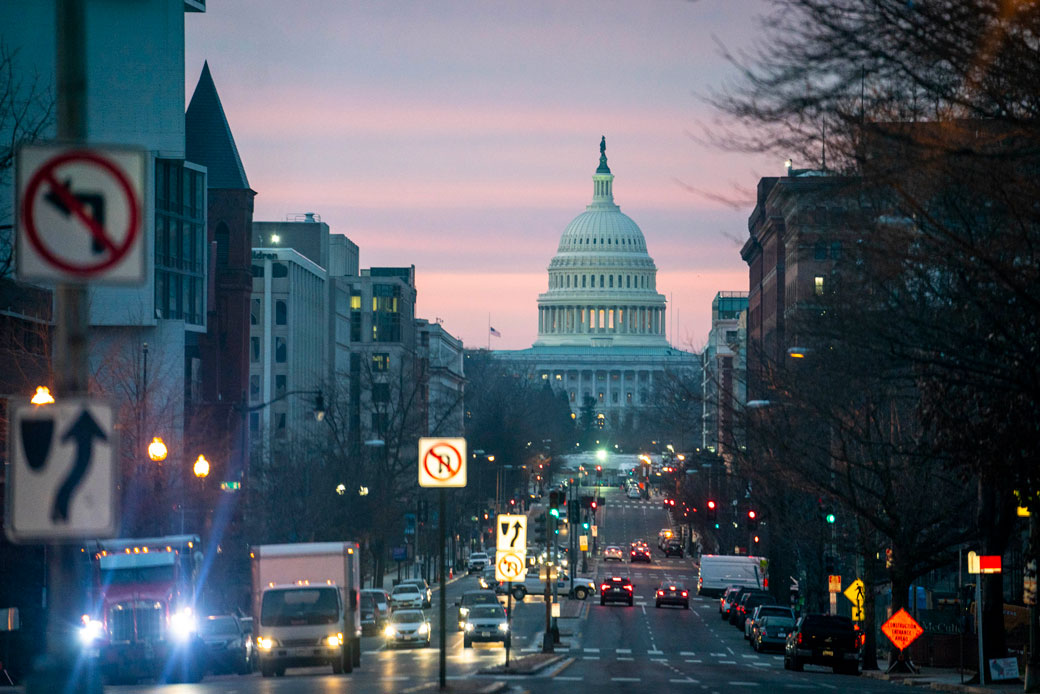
[783,655,790,670]
[791,656,803,672]
[275,666,286,677]
[261,662,275,678]
[684,602,689,610]
[628,598,634,606]
[600,598,606,606]
[512,587,526,601]
[463,638,472,648]
[655,602,661,608]
[332,658,343,675]
[574,587,588,600]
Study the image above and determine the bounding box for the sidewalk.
[862,666,1024,693]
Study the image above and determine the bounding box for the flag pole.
[487,313,491,350]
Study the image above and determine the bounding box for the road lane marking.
[617,648,632,654]
[680,651,696,656]
[555,676,583,681]
[669,678,698,683]
[719,660,737,664]
[584,648,600,653]
[611,677,641,682]
[685,659,703,663]
[726,646,734,654]
[648,649,664,655]
[617,656,633,661]
[727,682,759,687]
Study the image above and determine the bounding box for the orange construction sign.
[882,608,924,650]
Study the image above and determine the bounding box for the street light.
[148,437,168,462]
[193,454,210,479]
[31,386,55,405]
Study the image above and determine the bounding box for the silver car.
[384,610,430,648]
[462,605,509,648]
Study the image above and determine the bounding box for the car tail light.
[657,590,664,596]
[624,585,633,592]
[681,591,688,597]
[797,632,803,645]
[601,584,609,592]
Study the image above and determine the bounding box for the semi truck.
[251,542,361,677]
[78,535,205,684]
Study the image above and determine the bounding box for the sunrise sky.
[184,0,776,351]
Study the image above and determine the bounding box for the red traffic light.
[748,509,757,520]
[707,500,716,510]
[591,501,597,510]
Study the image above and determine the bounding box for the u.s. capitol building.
[493,139,700,436]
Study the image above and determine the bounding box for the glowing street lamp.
[148,437,168,462]
[193,454,210,479]
[31,386,55,406]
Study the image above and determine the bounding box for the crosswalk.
[511,644,783,667]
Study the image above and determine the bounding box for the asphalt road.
[79,487,914,693]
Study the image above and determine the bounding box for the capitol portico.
[493,138,699,436]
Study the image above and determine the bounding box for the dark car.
[784,614,863,675]
[456,590,501,630]
[720,586,740,618]
[600,576,634,606]
[746,604,794,641]
[663,540,684,557]
[630,546,652,563]
[728,588,770,626]
[654,582,689,609]
[198,615,251,675]
[753,614,797,652]
[360,591,384,636]
[732,592,777,631]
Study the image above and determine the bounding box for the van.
[697,554,766,598]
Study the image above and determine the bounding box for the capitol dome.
[534,138,668,348]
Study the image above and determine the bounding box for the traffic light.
[825,511,836,524]
[595,465,602,476]
[747,509,758,530]
[590,500,597,511]
[582,521,590,531]
[548,490,560,518]
[707,500,717,526]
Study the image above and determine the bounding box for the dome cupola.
[534,137,668,348]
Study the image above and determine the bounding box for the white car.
[390,583,424,609]
[467,552,490,573]
[627,488,641,499]
[603,546,624,561]
[384,610,430,648]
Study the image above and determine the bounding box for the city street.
[89,488,913,694]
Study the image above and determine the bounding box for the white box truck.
[697,554,767,597]
[251,542,361,677]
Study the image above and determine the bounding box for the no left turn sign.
[418,437,467,488]
[16,144,146,284]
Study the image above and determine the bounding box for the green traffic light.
[549,509,560,518]
[826,513,836,524]
[582,522,589,530]
[714,523,720,529]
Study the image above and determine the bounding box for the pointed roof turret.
[186,62,250,190]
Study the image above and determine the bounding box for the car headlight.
[464,622,474,632]
[326,633,343,648]
[78,618,104,646]
[418,623,429,635]
[257,636,275,650]
[459,607,470,617]
[169,608,196,642]
[384,625,397,638]
[497,623,509,633]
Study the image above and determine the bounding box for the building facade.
[701,291,748,455]
[494,139,699,443]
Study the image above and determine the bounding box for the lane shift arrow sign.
[53,410,106,522]
[510,521,522,548]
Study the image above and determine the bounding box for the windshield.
[391,611,423,624]
[463,593,498,606]
[468,606,503,619]
[200,616,238,636]
[100,565,175,585]
[393,585,420,595]
[260,587,339,627]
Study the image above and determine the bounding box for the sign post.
[496,513,527,669]
[968,551,1003,684]
[418,437,467,690]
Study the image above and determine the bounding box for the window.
[275,299,287,325]
[570,391,576,401]
[814,241,827,260]
[350,291,361,310]
[627,392,633,402]
[250,375,260,399]
[272,262,288,278]
[582,275,587,288]
[611,392,619,403]
[814,276,825,295]
[599,275,604,287]
[609,276,613,288]
[154,160,205,325]
[252,264,264,277]
[555,373,563,381]
[373,353,390,371]
[831,241,842,259]
[372,383,390,403]
[626,276,631,288]
[725,330,738,343]
[275,374,286,398]
[275,336,287,363]
[250,337,260,363]
[251,298,262,325]
[598,392,604,402]
[249,412,259,432]
[215,222,230,267]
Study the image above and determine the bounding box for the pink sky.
[185,1,775,350]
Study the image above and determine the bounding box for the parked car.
[198,615,251,675]
[784,614,864,675]
[462,605,510,648]
[360,592,383,636]
[467,552,490,573]
[719,586,740,618]
[753,613,797,652]
[663,540,684,557]
[455,590,501,629]
[360,588,392,621]
[399,578,432,607]
[384,610,431,648]
[746,604,794,641]
[732,592,777,630]
[728,588,771,626]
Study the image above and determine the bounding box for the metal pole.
[439,487,447,689]
[542,511,553,653]
[27,3,100,694]
[977,573,985,685]
[505,582,512,667]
